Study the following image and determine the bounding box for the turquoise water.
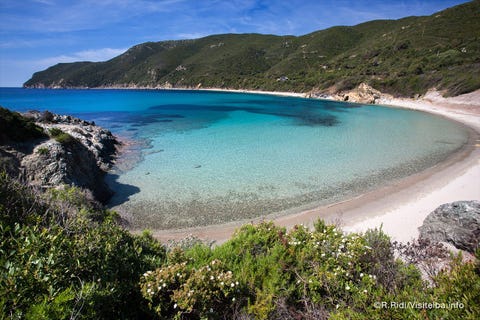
[0,88,469,229]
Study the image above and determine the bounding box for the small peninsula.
[0,107,119,203]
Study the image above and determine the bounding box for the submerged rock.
[418,201,480,253]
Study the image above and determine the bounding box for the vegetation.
[0,107,46,143]
[0,172,166,319]
[1,171,479,319]
[36,146,49,156]
[24,1,480,97]
[48,127,74,145]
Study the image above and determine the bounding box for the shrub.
[48,127,74,145]
[140,259,242,319]
[0,107,46,142]
[0,173,166,319]
[36,147,49,156]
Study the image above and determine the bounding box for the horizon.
[0,0,470,87]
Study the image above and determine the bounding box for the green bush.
[48,127,74,145]
[0,173,166,319]
[0,107,46,142]
[36,147,49,156]
[140,259,242,319]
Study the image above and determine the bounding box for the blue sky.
[0,0,469,87]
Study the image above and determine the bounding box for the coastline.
[147,88,480,244]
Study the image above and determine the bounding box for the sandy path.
[148,89,480,244]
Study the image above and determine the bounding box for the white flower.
[220,282,224,286]
[162,283,166,287]
[231,283,235,287]
[345,285,350,291]
[174,304,177,309]
[360,273,364,277]
[232,297,236,302]
[235,281,239,285]
[147,288,151,293]
[363,289,368,294]
[210,276,214,280]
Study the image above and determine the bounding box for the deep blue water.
[0,88,469,229]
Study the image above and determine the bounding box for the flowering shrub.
[286,223,379,307]
[140,259,242,319]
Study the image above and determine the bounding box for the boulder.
[418,201,480,253]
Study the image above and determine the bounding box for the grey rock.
[418,201,480,253]
[1,111,120,203]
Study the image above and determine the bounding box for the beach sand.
[150,89,480,244]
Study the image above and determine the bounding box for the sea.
[0,88,469,229]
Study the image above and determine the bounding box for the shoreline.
[44,85,475,244]
[139,88,479,244]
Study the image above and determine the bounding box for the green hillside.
[24,1,480,97]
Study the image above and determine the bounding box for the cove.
[0,88,469,229]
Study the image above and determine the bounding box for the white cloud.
[0,47,127,86]
[32,0,55,5]
[0,0,188,33]
[175,32,208,39]
[38,47,127,65]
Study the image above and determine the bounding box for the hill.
[24,1,480,97]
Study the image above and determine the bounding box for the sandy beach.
[150,89,480,244]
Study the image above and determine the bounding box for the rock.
[1,110,120,203]
[418,201,480,253]
[338,83,382,104]
[24,110,119,170]
[309,83,384,104]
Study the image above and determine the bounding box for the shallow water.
[0,88,469,229]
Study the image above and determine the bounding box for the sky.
[0,0,469,87]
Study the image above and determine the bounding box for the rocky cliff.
[0,108,119,203]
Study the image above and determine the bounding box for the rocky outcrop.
[309,83,388,104]
[336,83,383,104]
[1,110,119,203]
[24,111,118,171]
[418,201,480,253]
